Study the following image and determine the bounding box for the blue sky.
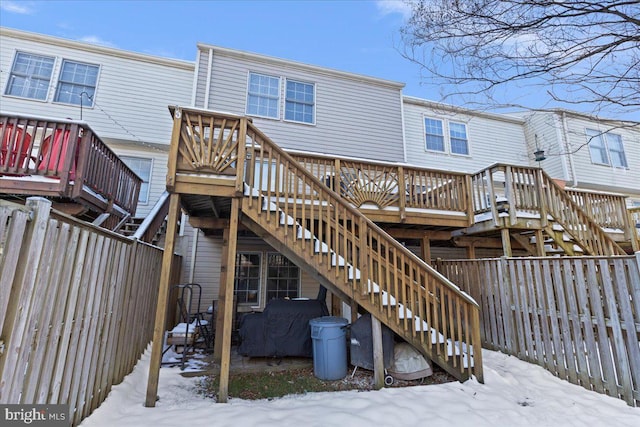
[1,0,637,120]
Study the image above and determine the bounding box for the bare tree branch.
[400,0,640,115]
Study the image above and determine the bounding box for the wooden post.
[145,193,181,407]
[465,243,476,260]
[421,235,431,264]
[213,227,231,363]
[535,229,545,256]
[331,293,341,317]
[371,315,385,389]
[218,197,240,403]
[501,228,512,257]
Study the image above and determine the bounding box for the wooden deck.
[0,113,141,229]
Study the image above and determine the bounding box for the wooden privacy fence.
[0,197,180,426]
[434,255,640,406]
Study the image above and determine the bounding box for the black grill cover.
[349,314,394,370]
[238,298,329,357]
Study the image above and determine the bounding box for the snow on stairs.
[244,187,474,372]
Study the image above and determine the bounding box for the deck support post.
[218,197,240,403]
[535,229,545,256]
[501,228,512,257]
[421,236,431,264]
[145,193,181,407]
[371,315,385,390]
[213,227,230,363]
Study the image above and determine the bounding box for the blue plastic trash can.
[309,316,349,380]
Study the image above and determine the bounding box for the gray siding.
[196,46,406,162]
[521,112,568,181]
[403,99,527,173]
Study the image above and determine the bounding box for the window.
[425,118,445,152]
[449,122,469,155]
[121,156,152,204]
[586,128,628,167]
[266,253,300,301]
[285,79,314,124]
[424,117,469,155]
[5,52,55,100]
[233,251,300,307]
[246,72,280,118]
[54,60,99,106]
[234,253,262,305]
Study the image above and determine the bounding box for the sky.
[78,345,640,427]
[5,0,634,119]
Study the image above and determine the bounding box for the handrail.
[471,163,626,255]
[243,118,481,380]
[564,188,629,231]
[290,152,470,214]
[169,106,483,381]
[133,190,171,242]
[0,113,141,215]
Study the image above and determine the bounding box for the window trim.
[4,51,56,102]
[283,78,316,125]
[585,128,628,168]
[234,251,263,309]
[120,156,153,205]
[53,58,101,107]
[245,71,281,120]
[423,115,471,157]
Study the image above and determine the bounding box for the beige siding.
[196,46,406,162]
[403,99,527,173]
[521,112,568,180]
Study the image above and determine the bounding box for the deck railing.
[168,106,483,382]
[290,152,470,216]
[564,189,630,232]
[0,113,141,216]
[630,207,640,251]
[471,163,626,255]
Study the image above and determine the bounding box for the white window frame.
[246,72,281,119]
[423,116,471,156]
[586,128,628,168]
[53,59,100,107]
[4,51,55,101]
[120,156,153,204]
[284,78,315,125]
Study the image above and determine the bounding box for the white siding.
[0,28,194,147]
[196,46,406,162]
[524,111,640,196]
[521,112,568,181]
[403,99,527,172]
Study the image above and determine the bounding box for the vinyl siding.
[179,230,327,313]
[196,46,405,162]
[403,99,527,172]
[523,111,640,196]
[0,29,194,146]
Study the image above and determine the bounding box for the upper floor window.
[425,118,445,151]
[246,72,280,118]
[54,60,99,106]
[5,52,55,100]
[449,122,469,155]
[285,79,315,124]
[121,156,152,204]
[424,117,469,155]
[586,128,628,168]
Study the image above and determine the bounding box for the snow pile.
[80,347,640,427]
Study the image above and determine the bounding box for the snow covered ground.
[80,346,640,427]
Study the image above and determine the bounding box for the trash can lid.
[310,316,349,326]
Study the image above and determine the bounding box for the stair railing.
[240,118,482,381]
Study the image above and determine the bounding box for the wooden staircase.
[469,164,627,256]
[238,120,483,382]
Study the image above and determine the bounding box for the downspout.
[204,48,213,109]
[400,93,408,163]
[189,228,199,283]
[560,111,578,187]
